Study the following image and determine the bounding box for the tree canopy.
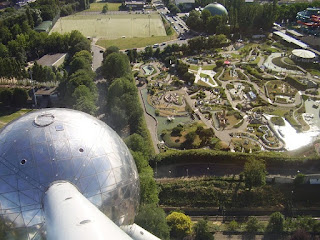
[193,219,214,240]
[267,212,285,233]
[135,204,170,240]
[102,52,131,80]
[243,158,267,190]
[166,211,192,239]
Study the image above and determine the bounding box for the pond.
[271,116,320,151]
[140,88,193,136]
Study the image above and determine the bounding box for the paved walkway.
[192,67,218,87]
[263,53,303,75]
[137,62,163,154]
[137,85,160,154]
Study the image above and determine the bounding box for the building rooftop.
[35,87,57,96]
[34,21,52,32]
[273,31,309,49]
[36,53,67,67]
[175,0,195,4]
[286,29,303,38]
[292,49,316,59]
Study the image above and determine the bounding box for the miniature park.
[134,38,320,154]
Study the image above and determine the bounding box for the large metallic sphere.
[0,109,140,239]
[204,2,228,16]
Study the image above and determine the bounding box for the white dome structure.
[292,49,316,62]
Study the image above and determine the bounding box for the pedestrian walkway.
[264,53,303,75]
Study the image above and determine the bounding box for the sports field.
[50,14,167,39]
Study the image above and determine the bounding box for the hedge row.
[285,76,307,91]
[158,179,285,208]
[151,149,319,169]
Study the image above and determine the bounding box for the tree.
[186,10,202,31]
[176,63,188,77]
[139,167,159,205]
[104,46,119,58]
[68,30,91,56]
[102,53,130,80]
[62,69,96,106]
[185,131,196,142]
[215,60,224,68]
[125,133,152,158]
[267,212,285,233]
[69,55,92,74]
[290,229,311,240]
[0,44,9,58]
[130,151,149,173]
[206,15,223,34]
[294,173,305,186]
[72,85,97,115]
[243,158,267,190]
[171,125,183,136]
[193,219,214,240]
[12,88,28,107]
[201,9,211,26]
[135,204,170,240]
[166,212,192,239]
[102,4,108,13]
[0,89,12,106]
[294,216,317,232]
[143,46,153,59]
[246,217,262,233]
[67,69,96,95]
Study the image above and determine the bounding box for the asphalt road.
[91,38,104,71]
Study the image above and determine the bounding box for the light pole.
[155,161,158,178]
[186,169,188,178]
[291,190,295,217]
[148,15,151,37]
[28,69,37,108]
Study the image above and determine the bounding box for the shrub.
[227,220,239,232]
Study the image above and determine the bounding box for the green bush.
[271,116,285,126]
[227,220,239,232]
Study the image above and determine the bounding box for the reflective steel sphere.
[0,109,140,239]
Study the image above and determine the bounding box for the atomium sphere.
[0,108,140,240]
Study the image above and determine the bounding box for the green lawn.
[189,64,215,71]
[51,14,166,39]
[97,34,176,50]
[201,64,215,70]
[283,57,295,65]
[85,2,121,12]
[307,68,320,77]
[257,106,289,117]
[189,65,199,71]
[0,109,33,129]
[250,56,260,65]
[271,57,298,70]
[196,80,211,88]
[231,53,241,59]
[200,73,208,78]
